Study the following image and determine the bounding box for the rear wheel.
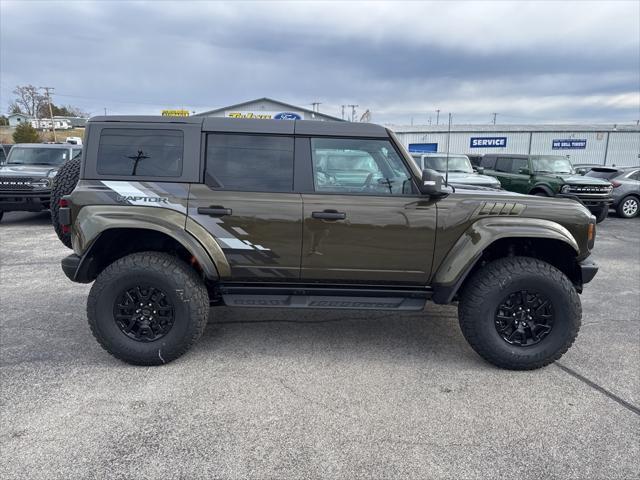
[617,196,639,218]
[458,256,581,370]
[51,156,81,248]
[87,252,209,365]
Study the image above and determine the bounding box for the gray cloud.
[1,0,638,124]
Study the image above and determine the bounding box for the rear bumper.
[0,191,51,212]
[579,259,598,284]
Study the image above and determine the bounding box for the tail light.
[59,198,69,207]
[611,180,622,188]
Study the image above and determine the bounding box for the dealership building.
[390,124,640,167]
[194,97,343,122]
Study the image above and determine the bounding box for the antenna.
[445,113,452,187]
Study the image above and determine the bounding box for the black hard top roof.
[88,116,389,138]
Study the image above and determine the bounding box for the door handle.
[312,210,346,220]
[198,206,232,217]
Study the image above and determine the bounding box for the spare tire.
[51,156,81,249]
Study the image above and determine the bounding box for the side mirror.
[475,166,485,174]
[419,169,446,196]
[519,168,531,175]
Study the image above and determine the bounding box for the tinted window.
[512,158,529,173]
[495,157,511,172]
[628,170,640,181]
[311,138,413,195]
[206,134,294,192]
[97,129,183,177]
[0,148,5,163]
[480,156,496,169]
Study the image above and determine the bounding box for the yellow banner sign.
[162,110,190,117]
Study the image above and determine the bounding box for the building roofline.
[193,97,344,121]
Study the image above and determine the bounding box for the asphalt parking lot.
[0,211,638,479]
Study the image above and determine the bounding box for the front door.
[188,133,302,282]
[300,137,436,284]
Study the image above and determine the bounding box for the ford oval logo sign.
[274,112,302,120]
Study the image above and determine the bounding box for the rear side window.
[495,157,511,172]
[96,129,183,177]
[206,134,294,192]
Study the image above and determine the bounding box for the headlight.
[32,178,52,189]
[561,185,571,193]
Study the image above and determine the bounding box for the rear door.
[299,136,436,284]
[187,133,302,282]
[508,157,532,193]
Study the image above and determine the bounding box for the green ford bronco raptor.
[57,116,598,369]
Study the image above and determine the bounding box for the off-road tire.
[458,256,581,370]
[87,252,209,365]
[593,207,608,223]
[616,195,639,218]
[51,156,81,248]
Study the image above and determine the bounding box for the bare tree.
[8,85,46,117]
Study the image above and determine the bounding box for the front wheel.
[87,252,210,365]
[592,207,608,223]
[617,196,639,218]
[458,256,581,370]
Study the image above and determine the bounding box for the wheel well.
[466,237,580,288]
[81,228,202,282]
[529,186,553,196]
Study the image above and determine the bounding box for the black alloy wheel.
[494,290,554,347]
[114,285,175,342]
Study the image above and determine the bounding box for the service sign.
[552,139,587,149]
[470,137,507,148]
[162,110,190,117]
[225,111,303,120]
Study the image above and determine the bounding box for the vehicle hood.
[0,164,58,178]
[446,172,501,186]
[538,173,611,185]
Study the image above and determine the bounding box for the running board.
[217,284,431,311]
[222,294,426,310]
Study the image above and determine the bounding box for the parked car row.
[417,152,638,220]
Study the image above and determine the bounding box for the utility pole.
[347,104,358,122]
[492,112,498,125]
[104,107,107,116]
[40,87,56,142]
[436,109,440,125]
[311,102,321,112]
[341,105,346,120]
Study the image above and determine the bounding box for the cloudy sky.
[1,0,638,125]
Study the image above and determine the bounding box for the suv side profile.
[59,116,598,370]
[479,154,613,222]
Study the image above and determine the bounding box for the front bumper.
[0,190,51,212]
[579,259,598,284]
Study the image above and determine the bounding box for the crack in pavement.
[556,362,640,416]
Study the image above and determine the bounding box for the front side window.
[206,134,294,192]
[512,158,529,173]
[97,129,183,177]
[495,157,511,172]
[311,138,413,195]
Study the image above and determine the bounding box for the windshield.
[530,155,573,174]
[422,155,473,173]
[7,147,71,166]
